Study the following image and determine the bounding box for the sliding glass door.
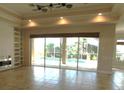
[31,37,99,70]
[61,37,78,69]
[116,45,124,63]
[31,38,45,66]
[114,41,124,69]
[78,38,98,70]
[45,38,61,68]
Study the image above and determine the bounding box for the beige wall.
[22,23,116,74]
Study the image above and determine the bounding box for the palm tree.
[46,43,54,57]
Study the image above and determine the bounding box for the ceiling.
[0,3,124,33]
[0,3,114,18]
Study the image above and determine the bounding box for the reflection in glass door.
[45,38,61,68]
[31,38,45,66]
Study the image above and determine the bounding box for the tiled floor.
[0,66,124,90]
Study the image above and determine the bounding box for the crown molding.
[0,6,22,19]
[21,23,115,34]
[0,16,21,27]
[0,6,22,26]
[22,21,116,32]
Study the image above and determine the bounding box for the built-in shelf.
[14,29,23,66]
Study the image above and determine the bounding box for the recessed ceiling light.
[98,13,102,16]
[60,17,63,19]
[29,20,32,22]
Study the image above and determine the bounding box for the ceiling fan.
[29,3,73,12]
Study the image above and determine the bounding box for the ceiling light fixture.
[60,17,63,19]
[29,3,73,13]
[98,13,102,16]
[29,20,32,22]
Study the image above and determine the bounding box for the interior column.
[61,38,66,64]
[97,26,116,74]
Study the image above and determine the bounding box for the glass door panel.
[61,37,78,70]
[45,38,61,68]
[31,37,99,71]
[78,38,99,70]
[116,45,124,63]
[114,44,124,69]
[31,38,45,66]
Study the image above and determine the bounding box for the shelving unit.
[14,30,23,67]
